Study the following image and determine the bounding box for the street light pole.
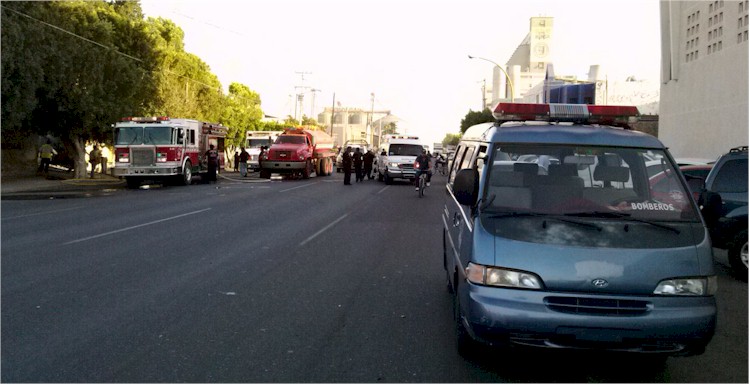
[468,55,515,102]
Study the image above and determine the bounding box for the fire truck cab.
[113,116,227,188]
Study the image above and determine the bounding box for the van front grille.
[545,296,650,316]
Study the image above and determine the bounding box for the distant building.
[318,107,392,148]
[520,64,660,115]
[491,16,553,104]
[659,0,749,159]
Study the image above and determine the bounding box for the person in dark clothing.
[238,147,250,177]
[205,144,219,183]
[353,147,364,182]
[342,146,353,185]
[413,149,432,190]
[363,149,375,180]
[234,151,240,172]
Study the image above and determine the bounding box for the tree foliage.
[460,108,494,134]
[442,133,461,147]
[1,1,267,177]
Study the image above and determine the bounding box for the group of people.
[230,146,269,178]
[341,147,375,185]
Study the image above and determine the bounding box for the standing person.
[353,147,364,182]
[38,139,57,175]
[363,149,375,180]
[205,144,219,183]
[342,146,353,185]
[234,151,240,172]
[238,147,250,177]
[88,144,101,179]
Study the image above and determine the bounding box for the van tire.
[728,230,748,280]
[454,290,477,357]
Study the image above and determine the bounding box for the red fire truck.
[113,116,228,188]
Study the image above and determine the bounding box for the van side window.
[448,145,467,184]
[476,145,488,175]
[460,145,476,170]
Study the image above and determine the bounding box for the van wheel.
[453,289,477,357]
[729,230,748,280]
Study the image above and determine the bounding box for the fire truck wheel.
[181,161,193,185]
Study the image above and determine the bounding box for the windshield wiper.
[563,211,681,234]
[487,211,603,231]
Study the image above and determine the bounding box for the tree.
[2,1,160,178]
[220,82,263,154]
[381,122,398,136]
[460,108,494,134]
[442,133,461,147]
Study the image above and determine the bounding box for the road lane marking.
[377,186,390,194]
[280,182,319,193]
[2,206,83,220]
[299,213,349,246]
[63,208,211,245]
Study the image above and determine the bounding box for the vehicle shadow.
[464,346,670,382]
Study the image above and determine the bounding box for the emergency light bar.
[387,135,419,140]
[492,103,640,128]
[121,116,170,122]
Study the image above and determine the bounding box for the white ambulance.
[375,135,425,184]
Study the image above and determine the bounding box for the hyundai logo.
[591,278,609,288]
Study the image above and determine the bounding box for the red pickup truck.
[259,128,336,179]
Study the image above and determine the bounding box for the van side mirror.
[453,168,479,206]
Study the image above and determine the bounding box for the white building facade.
[659,0,749,159]
[318,107,392,148]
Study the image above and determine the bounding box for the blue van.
[443,103,716,357]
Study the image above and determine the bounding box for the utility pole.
[310,88,321,119]
[330,93,336,137]
[481,79,487,110]
[294,71,312,122]
[369,92,375,145]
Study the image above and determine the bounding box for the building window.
[539,19,546,26]
[710,3,714,12]
[719,41,723,50]
[741,2,744,12]
[745,30,748,41]
[719,26,723,36]
[740,18,744,28]
[720,12,723,22]
[348,114,361,125]
[333,114,343,124]
[709,31,713,40]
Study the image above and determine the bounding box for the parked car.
[649,164,714,202]
[700,146,748,278]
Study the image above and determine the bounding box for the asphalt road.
[1,172,747,382]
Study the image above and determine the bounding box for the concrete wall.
[659,0,749,159]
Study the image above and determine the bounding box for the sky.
[140,0,662,146]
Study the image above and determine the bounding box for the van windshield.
[389,144,422,156]
[482,144,700,222]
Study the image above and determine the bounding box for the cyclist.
[414,149,432,191]
[435,153,447,175]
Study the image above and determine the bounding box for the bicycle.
[417,172,427,198]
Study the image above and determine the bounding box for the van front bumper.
[385,167,416,180]
[460,284,716,356]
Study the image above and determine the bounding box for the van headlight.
[653,276,717,296]
[388,162,400,168]
[465,262,543,289]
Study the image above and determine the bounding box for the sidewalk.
[1,167,123,194]
[1,167,274,195]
